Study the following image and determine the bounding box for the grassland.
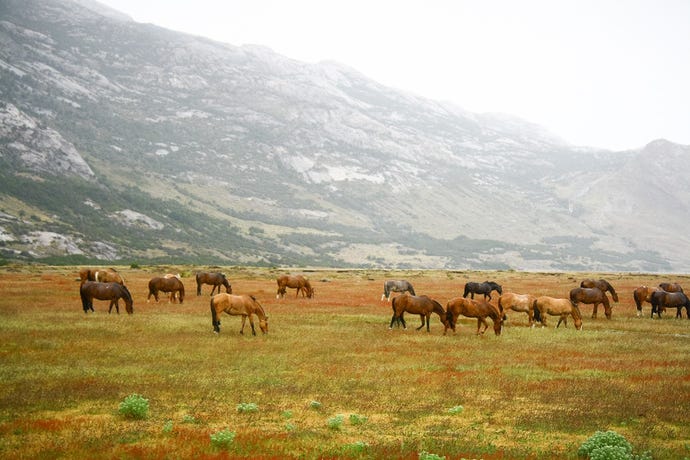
[1,265,689,459]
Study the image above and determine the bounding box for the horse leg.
[239,315,247,334]
[197,281,201,296]
[415,314,426,331]
[603,298,612,319]
[591,303,598,319]
[426,313,432,332]
[389,314,397,329]
[248,314,257,336]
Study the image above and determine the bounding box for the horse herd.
[76,269,689,337]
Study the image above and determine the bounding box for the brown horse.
[659,282,684,293]
[633,286,662,317]
[533,296,582,330]
[80,281,133,314]
[79,267,124,285]
[389,294,447,332]
[276,275,314,299]
[569,287,611,319]
[210,293,268,335]
[445,297,503,335]
[498,292,540,326]
[148,276,185,303]
[650,290,690,319]
[196,272,232,296]
[580,279,619,302]
[164,273,182,302]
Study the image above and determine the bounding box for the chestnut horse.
[580,279,619,302]
[633,286,662,317]
[498,292,540,325]
[196,272,232,296]
[381,280,415,301]
[276,275,313,299]
[445,297,503,336]
[569,287,611,319]
[533,296,582,330]
[463,281,502,300]
[79,281,133,314]
[148,276,185,303]
[649,291,690,319]
[389,294,447,332]
[659,282,684,293]
[79,267,124,285]
[210,293,268,335]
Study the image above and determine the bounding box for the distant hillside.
[1,0,688,271]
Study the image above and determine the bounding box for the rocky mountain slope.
[1,0,688,271]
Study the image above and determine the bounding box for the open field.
[1,265,689,459]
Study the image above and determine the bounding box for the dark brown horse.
[210,293,268,335]
[276,275,314,299]
[580,279,619,302]
[79,267,124,285]
[533,296,582,330]
[659,282,684,293]
[498,292,540,326]
[148,276,185,303]
[650,290,690,319]
[633,285,662,317]
[196,272,232,296]
[389,294,447,332]
[79,281,133,314]
[463,281,502,300]
[445,297,503,335]
[569,287,611,319]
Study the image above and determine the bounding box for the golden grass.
[0,266,689,459]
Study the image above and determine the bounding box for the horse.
[381,280,415,301]
[389,294,447,332]
[79,267,124,285]
[210,293,268,335]
[659,282,684,293]
[633,285,662,317]
[196,272,232,296]
[569,287,611,319]
[580,279,619,302]
[444,297,503,336]
[79,281,133,314]
[276,275,314,299]
[649,291,690,319]
[147,276,185,303]
[498,292,541,325]
[164,273,182,302]
[463,281,502,300]
[533,296,582,330]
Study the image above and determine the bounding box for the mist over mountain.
[1,0,689,272]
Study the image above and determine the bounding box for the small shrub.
[588,445,633,460]
[281,410,293,419]
[448,405,464,414]
[285,422,296,432]
[578,431,632,459]
[130,263,140,269]
[419,451,445,460]
[210,429,236,450]
[309,400,322,410]
[341,440,369,455]
[182,414,198,424]
[118,394,149,420]
[162,420,173,434]
[236,402,259,413]
[327,414,345,430]
[349,413,368,425]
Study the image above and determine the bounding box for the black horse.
[463,281,502,300]
[650,290,690,319]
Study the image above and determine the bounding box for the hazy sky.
[97,0,690,150]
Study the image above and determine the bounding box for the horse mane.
[431,299,445,316]
[120,284,133,302]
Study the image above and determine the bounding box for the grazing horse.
[463,281,502,300]
[569,287,611,319]
[79,281,133,314]
[650,291,690,319]
[659,282,684,293]
[196,272,232,296]
[389,294,447,332]
[79,267,124,285]
[498,292,540,325]
[147,276,185,303]
[633,286,662,317]
[445,297,504,336]
[580,279,619,302]
[276,275,314,299]
[381,280,416,301]
[533,296,582,330]
[210,293,268,335]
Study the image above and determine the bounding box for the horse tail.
[463,283,469,298]
[79,284,90,313]
[605,281,619,302]
[210,297,220,333]
[408,284,416,296]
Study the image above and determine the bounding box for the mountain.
[1,0,688,272]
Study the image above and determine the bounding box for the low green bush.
[118,394,149,420]
[210,429,236,450]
